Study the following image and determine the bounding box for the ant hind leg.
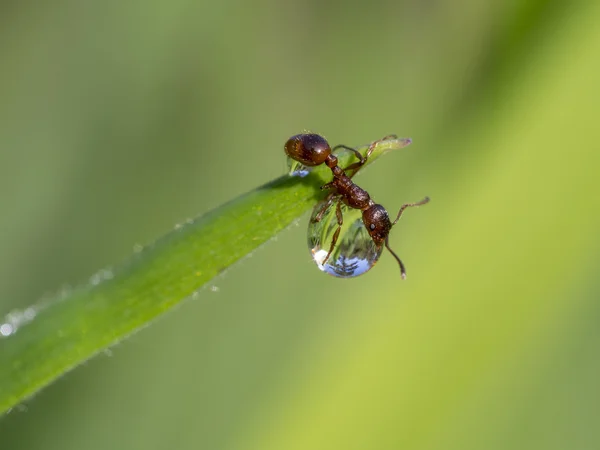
[345,134,399,179]
[331,144,365,165]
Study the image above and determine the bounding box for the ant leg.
[320,181,335,191]
[391,196,430,226]
[344,134,399,179]
[322,199,344,264]
[331,144,365,164]
[312,193,336,223]
[365,134,398,159]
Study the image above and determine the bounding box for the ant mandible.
[284,133,429,279]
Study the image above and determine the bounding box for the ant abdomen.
[284,134,331,167]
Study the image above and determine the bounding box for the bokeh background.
[1,0,600,449]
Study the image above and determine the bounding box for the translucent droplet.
[287,157,312,177]
[0,305,39,338]
[308,200,382,277]
[0,323,14,337]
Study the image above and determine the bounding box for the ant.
[284,133,429,278]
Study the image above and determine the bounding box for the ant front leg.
[344,134,398,179]
[323,199,344,265]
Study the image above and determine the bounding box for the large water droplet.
[308,200,382,277]
[287,157,312,177]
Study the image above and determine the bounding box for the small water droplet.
[133,243,143,253]
[191,291,200,299]
[58,284,72,299]
[0,305,39,338]
[102,268,114,280]
[23,307,36,321]
[0,323,14,337]
[174,223,182,230]
[308,201,382,277]
[89,268,114,285]
[103,348,113,357]
[210,286,220,292]
[287,157,312,177]
[15,404,28,412]
[90,273,101,285]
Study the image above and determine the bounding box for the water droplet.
[102,268,114,280]
[0,323,14,337]
[0,306,39,338]
[133,243,143,253]
[15,404,28,412]
[308,201,382,277]
[24,307,36,321]
[210,285,220,292]
[58,284,72,299]
[89,268,114,286]
[174,223,182,230]
[287,157,312,177]
[103,348,113,357]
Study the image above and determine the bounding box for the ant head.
[363,204,407,278]
[362,204,392,246]
[285,134,331,166]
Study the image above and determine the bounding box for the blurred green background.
[1,0,600,449]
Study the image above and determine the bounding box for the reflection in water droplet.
[308,201,382,277]
[287,157,312,177]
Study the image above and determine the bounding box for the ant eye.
[370,224,376,230]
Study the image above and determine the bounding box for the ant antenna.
[387,196,430,279]
[392,197,430,226]
[385,236,407,279]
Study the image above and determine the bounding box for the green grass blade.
[0,136,411,413]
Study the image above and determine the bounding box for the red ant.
[284,133,429,278]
